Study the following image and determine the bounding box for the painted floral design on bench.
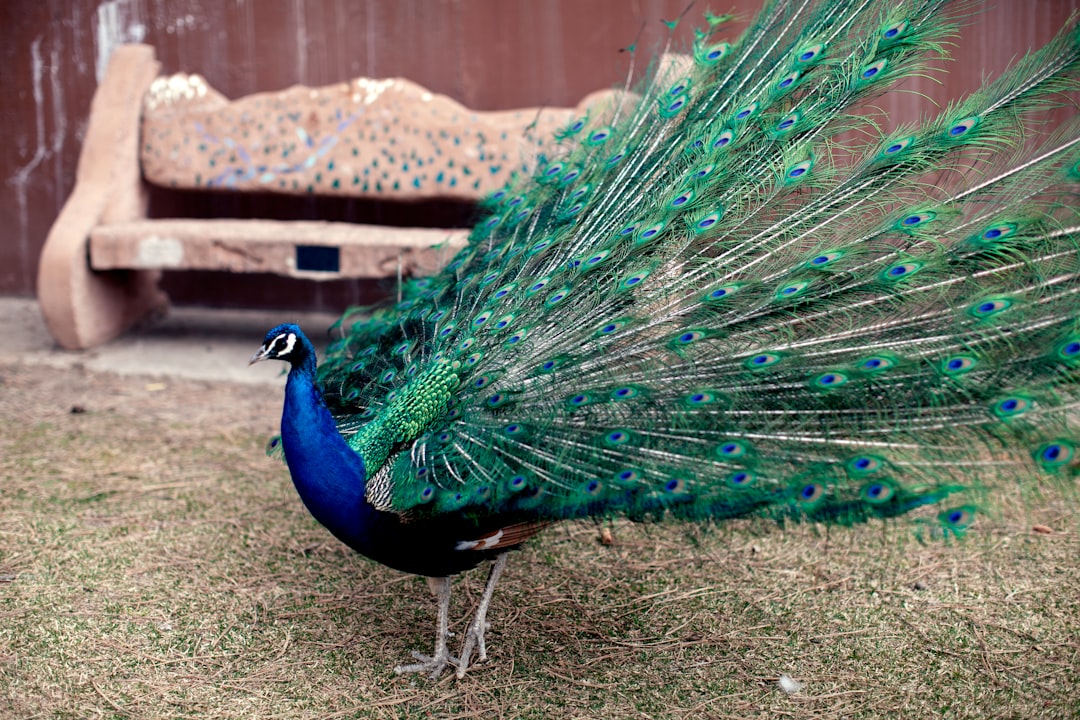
[141,72,609,201]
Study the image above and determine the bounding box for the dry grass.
[1,360,1077,719]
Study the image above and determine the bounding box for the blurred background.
[3,0,1077,314]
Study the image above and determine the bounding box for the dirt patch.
[1,361,1077,719]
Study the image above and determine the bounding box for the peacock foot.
[393,649,460,680]
[395,575,459,679]
[454,553,509,678]
[395,556,510,679]
[455,617,491,678]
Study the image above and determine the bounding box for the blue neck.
[279,345,373,549]
[270,330,512,578]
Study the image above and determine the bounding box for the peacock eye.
[272,333,297,356]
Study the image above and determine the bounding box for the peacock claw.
[394,650,460,680]
[455,619,492,677]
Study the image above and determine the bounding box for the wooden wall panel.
[2,0,1076,311]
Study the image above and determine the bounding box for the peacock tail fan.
[315,0,1080,541]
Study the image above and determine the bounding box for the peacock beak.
[249,346,272,365]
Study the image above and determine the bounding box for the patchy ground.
[1,360,1077,719]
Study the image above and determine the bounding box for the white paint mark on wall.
[94,0,121,82]
[165,14,197,35]
[49,41,69,214]
[9,37,48,278]
[71,4,89,76]
[293,0,308,82]
[94,0,146,83]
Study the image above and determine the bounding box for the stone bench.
[37,44,609,349]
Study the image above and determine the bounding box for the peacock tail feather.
[313,0,1079,538]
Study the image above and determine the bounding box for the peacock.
[251,0,1080,679]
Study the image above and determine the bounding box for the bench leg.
[38,196,168,349]
[36,44,166,350]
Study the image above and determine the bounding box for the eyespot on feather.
[967,295,1015,320]
[1032,440,1075,471]
[861,480,896,505]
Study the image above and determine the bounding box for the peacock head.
[250,323,311,367]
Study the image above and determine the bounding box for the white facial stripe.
[277,332,297,357]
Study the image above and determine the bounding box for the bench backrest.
[140,71,608,201]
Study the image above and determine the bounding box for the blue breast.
[278,352,502,577]
[281,364,371,550]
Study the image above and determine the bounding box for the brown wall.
[2,0,1076,312]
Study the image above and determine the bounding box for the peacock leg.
[393,575,459,679]
[456,552,509,678]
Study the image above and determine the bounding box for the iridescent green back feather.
[317,0,1080,535]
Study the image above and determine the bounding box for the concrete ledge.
[89,219,468,279]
